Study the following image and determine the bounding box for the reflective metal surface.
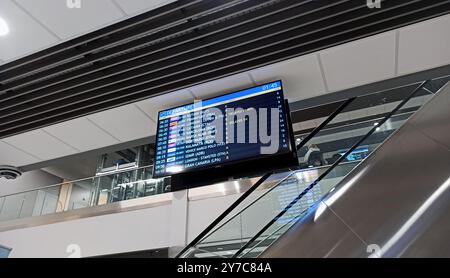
[262,82,450,258]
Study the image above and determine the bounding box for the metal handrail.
[176,97,356,258]
[197,171,297,243]
[295,106,420,139]
[239,205,308,258]
[232,80,429,258]
[196,159,362,248]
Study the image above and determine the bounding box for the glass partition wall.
[0,144,170,222]
[0,165,169,222]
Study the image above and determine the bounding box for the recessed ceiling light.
[0,17,9,36]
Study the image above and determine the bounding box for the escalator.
[177,76,450,258]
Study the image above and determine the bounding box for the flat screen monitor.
[153,80,295,181]
[339,147,370,161]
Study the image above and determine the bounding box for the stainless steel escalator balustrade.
[178,77,447,258]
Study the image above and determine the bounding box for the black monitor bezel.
[152,80,293,178]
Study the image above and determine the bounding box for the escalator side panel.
[262,82,450,258]
[399,187,450,257]
[260,203,367,258]
[408,83,450,150]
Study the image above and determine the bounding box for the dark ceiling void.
[0,0,449,139]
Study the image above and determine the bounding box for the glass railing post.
[91,177,100,207]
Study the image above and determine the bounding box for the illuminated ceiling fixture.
[0,17,9,36]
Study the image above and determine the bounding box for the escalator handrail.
[198,98,358,240]
[197,159,361,247]
[175,97,356,258]
[239,201,309,258]
[175,171,272,258]
[231,80,429,258]
[295,97,356,151]
[195,169,301,244]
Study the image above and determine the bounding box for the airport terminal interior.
[0,0,449,258]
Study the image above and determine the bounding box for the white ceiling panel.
[3,129,78,161]
[0,16,447,167]
[87,104,156,142]
[0,140,39,166]
[15,0,124,39]
[398,14,450,76]
[43,117,120,152]
[113,0,176,15]
[190,73,254,99]
[319,31,397,92]
[250,54,327,102]
[0,0,58,61]
[135,89,194,121]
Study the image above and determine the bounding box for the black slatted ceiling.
[0,0,449,139]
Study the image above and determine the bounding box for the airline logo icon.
[168,138,177,144]
[166,157,176,163]
[167,148,177,153]
[168,143,176,148]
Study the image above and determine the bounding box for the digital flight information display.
[153,81,291,178]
